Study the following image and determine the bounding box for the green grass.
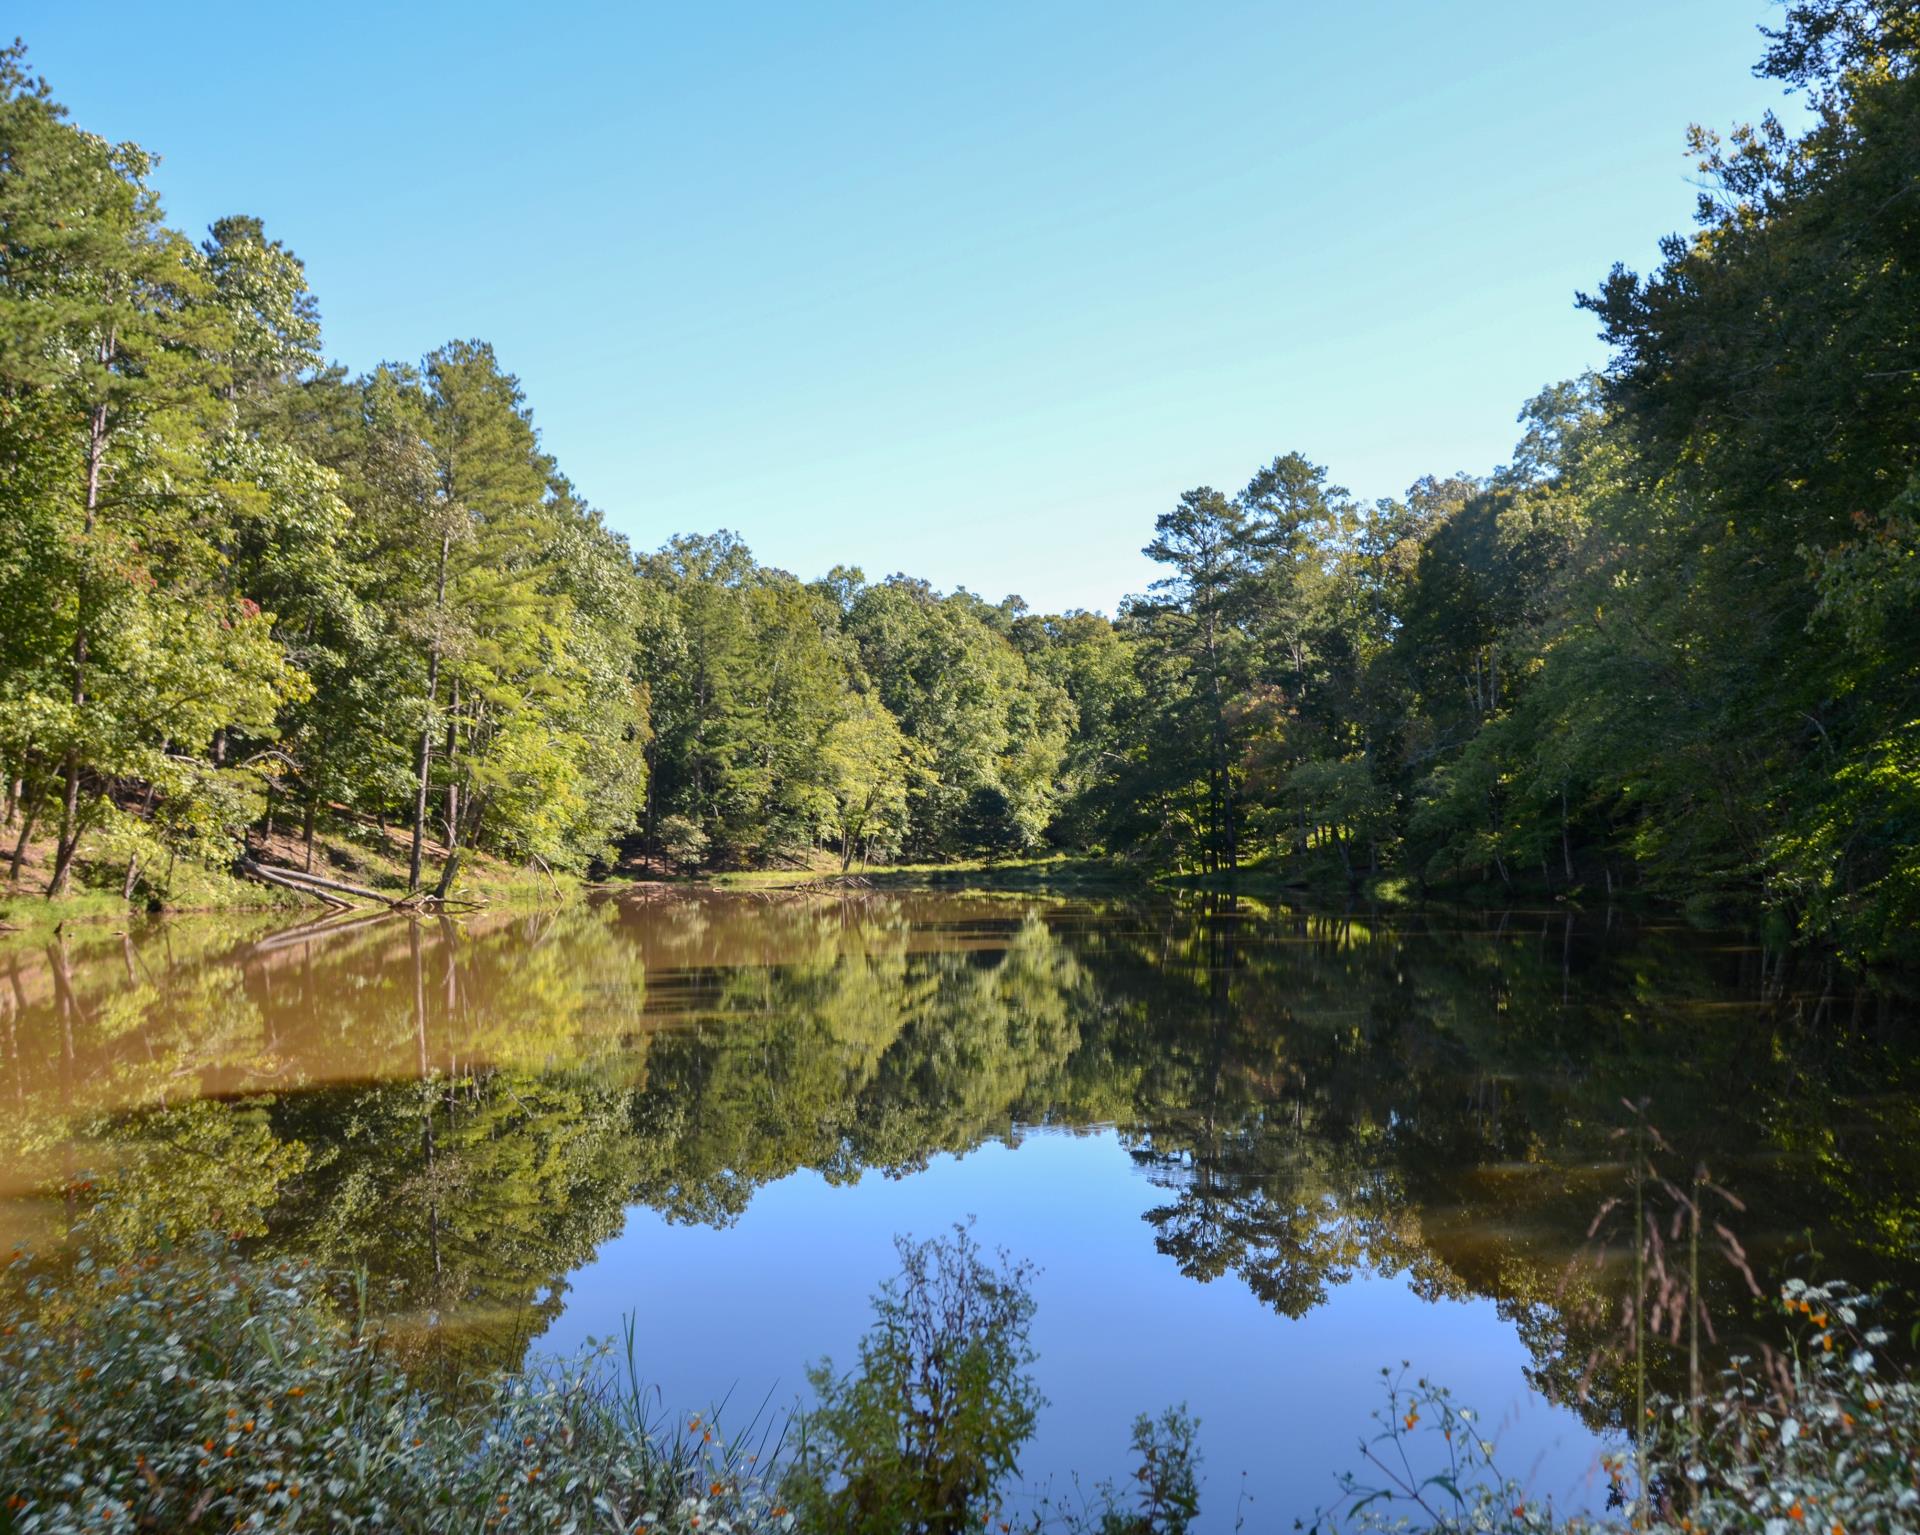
[701,852,1144,891]
[0,811,584,934]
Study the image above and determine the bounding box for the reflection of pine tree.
[4,895,1918,1424]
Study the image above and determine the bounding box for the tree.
[1136,488,1255,872]
[0,47,304,893]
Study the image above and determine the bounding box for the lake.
[2,888,1914,1530]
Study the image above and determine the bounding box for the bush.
[0,1242,790,1534]
[1307,1281,1919,1535]
[782,1223,1043,1535]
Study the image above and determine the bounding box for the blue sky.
[16,2,1801,614]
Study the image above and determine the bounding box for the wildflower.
[1789,1503,1806,1522]
[1403,1409,1419,1430]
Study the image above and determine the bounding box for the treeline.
[3,3,1916,959]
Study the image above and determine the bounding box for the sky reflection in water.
[1,889,1913,1530]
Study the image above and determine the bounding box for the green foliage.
[1308,1283,1920,1535]
[0,1242,792,1534]
[6,3,1920,959]
[1048,1409,1204,1535]
[785,1223,1043,1535]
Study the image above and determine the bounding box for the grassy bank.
[701,852,1145,892]
[0,812,582,935]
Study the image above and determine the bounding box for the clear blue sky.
[15,1,1801,615]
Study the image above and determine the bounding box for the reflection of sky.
[538,1129,1608,1532]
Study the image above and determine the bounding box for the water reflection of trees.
[1,892,1915,1407]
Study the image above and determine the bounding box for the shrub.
[0,1242,790,1534]
[1307,1281,1919,1535]
[782,1223,1043,1535]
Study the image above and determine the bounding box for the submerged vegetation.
[2,2,1918,958]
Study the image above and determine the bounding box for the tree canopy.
[3,4,1917,960]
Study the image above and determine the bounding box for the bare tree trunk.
[410,532,452,892]
[303,797,317,873]
[1561,785,1575,883]
[9,791,40,885]
[444,675,460,854]
[47,751,83,897]
[432,849,462,902]
[48,398,111,899]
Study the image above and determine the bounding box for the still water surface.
[2,890,1914,1528]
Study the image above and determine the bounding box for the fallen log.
[235,857,390,905]
[236,859,353,909]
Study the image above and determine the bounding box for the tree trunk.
[8,792,40,885]
[47,751,82,897]
[409,532,452,892]
[236,856,386,903]
[234,859,351,908]
[444,675,460,854]
[303,797,317,873]
[433,848,462,902]
[48,394,110,899]
[1561,785,1575,883]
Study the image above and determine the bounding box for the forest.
[2,3,1917,962]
